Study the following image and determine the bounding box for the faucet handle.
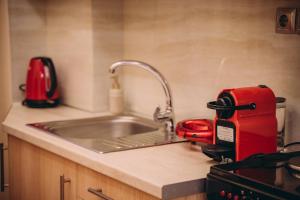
[154,106,172,121]
[153,106,162,122]
[153,106,175,134]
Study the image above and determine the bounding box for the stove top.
[206,151,300,200]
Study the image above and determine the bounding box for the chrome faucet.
[109,60,175,137]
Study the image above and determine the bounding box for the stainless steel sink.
[28,115,185,153]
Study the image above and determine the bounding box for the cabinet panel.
[9,136,205,200]
[9,135,41,200]
[40,149,77,200]
[77,164,205,200]
[9,136,77,200]
[77,165,159,200]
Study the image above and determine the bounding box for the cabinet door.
[9,136,77,200]
[9,136,42,200]
[40,149,77,200]
[77,165,159,200]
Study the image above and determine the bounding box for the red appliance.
[203,85,277,162]
[176,119,213,144]
[23,57,60,108]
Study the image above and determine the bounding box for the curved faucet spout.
[110,60,173,109]
[109,60,175,134]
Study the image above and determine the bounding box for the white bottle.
[109,74,124,114]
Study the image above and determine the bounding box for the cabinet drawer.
[77,165,158,200]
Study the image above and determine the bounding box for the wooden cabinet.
[8,136,205,200]
[9,135,41,200]
[9,136,77,200]
[39,150,77,200]
[77,165,158,200]
[77,165,206,200]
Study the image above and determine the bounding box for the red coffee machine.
[22,57,60,108]
[203,85,277,162]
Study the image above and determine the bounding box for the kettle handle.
[42,58,58,98]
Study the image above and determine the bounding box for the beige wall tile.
[123,0,300,140]
[9,0,123,112]
[8,0,300,141]
[9,0,47,102]
[91,0,123,111]
[45,0,95,111]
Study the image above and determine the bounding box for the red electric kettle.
[20,57,60,108]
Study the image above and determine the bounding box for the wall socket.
[275,8,296,34]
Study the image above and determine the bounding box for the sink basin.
[28,115,185,153]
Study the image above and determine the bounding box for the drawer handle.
[0,144,8,192]
[0,144,4,192]
[60,175,71,200]
[88,187,113,200]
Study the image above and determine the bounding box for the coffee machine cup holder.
[202,144,234,162]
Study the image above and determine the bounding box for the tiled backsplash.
[9,0,122,112]
[9,0,47,103]
[122,0,300,142]
[9,0,300,141]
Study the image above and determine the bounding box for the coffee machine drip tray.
[202,144,233,162]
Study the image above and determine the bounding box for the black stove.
[206,151,300,200]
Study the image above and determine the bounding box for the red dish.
[176,119,213,144]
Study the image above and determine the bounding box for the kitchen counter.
[2,103,214,199]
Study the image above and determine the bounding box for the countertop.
[2,103,214,199]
